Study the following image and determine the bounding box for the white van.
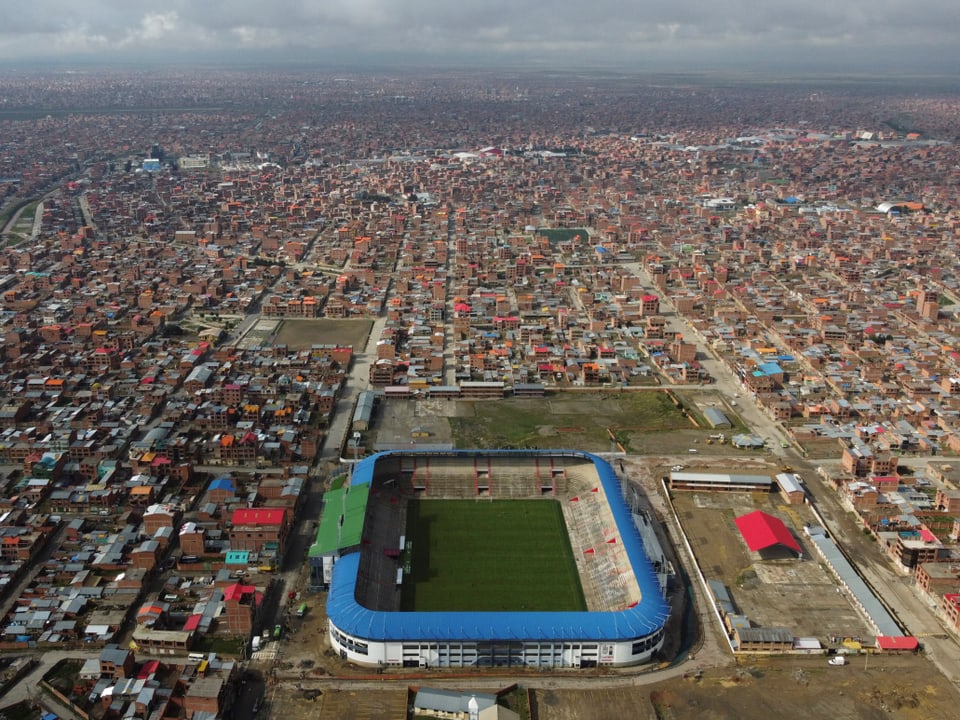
[187,653,204,662]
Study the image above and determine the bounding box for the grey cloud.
[0,0,957,70]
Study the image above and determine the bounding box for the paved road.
[618,261,960,684]
[3,649,95,713]
[0,525,67,621]
[623,261,792,457]
[260,312,388,628]
[799,463,960,684]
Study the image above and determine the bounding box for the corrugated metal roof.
[738,626,793,643]
[671,472,772,486]
[232,508,286,526]
[703,407,731,428]
[414,689,497,714]
[807,529,901,637]
[209,477,235,492]
[353,391,376,424]
[775,473,804,495]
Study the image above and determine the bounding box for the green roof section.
[309,483,370,557]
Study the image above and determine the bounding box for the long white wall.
[328,619,665,668]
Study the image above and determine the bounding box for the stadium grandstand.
[310,449,671,668]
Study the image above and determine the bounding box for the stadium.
[309,449,671,668]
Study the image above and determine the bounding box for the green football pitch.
[399,499,587,612]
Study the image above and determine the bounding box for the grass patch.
[42,658,83,693]
[400,499,585,612]
[0,700,41,720]
[499,687,532,720]
[0,198,40,240]
[190,635,246,656]
[449,392,693,451]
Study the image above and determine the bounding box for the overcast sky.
[1,1,958,72]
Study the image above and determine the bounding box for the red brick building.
[143,504,181,535]
[228,508,289,557]
[178,523,206,557]
[220,583,261,636]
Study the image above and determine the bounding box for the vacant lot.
[401,499,584,612]
[447,392,694,452]
[274,318,373,350]
[672,491,873,641]
[531,653,959,720]
[268,653,960,720]
[315,687,408,720]
[373,390,769,455]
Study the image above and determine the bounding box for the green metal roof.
[309,483,370,557]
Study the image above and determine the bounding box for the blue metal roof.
[328,450,670,642]
[209,477,235,492]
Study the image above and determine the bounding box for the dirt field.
[373,396,460,448]
[672,491,873,641]
[273,318,374,350]
[312,687,408,720]
[371,392,756,455]
[538,654,959,720]
[268,653,960,720]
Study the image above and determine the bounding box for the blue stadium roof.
[327,450,670,642]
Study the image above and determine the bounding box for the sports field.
[273,318,373,350]
[400,499,586,612]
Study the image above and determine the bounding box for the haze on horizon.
[1,0,958,75]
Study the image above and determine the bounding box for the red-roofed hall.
[734,510,802,557]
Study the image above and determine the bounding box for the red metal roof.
[876,636,919,651]
[183,614,202,632]
[223,583,256,601]
[734,510,801,555]
[232,508,286,526]
[137,660,160,678]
